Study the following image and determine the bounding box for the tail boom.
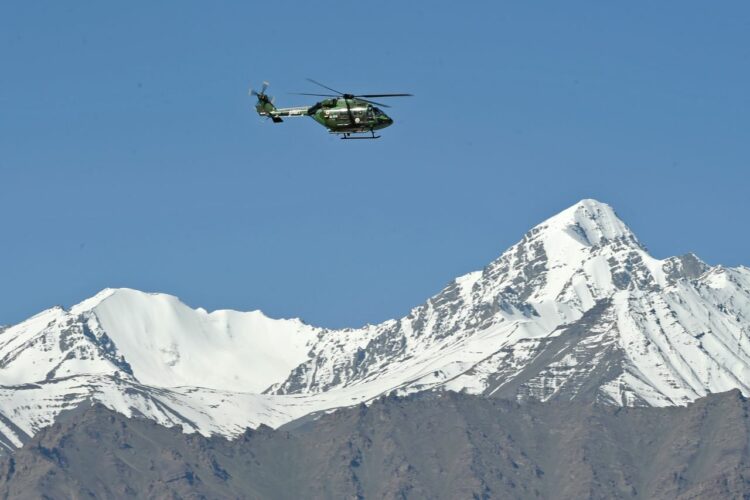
[252,81,309,124]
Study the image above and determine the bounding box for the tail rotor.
[251,81,278,119]
[250,81,270,100]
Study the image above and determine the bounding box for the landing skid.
[336,130,380,140]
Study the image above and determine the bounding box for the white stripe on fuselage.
[272,106,309,117]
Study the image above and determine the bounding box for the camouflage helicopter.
[251,79,412,139]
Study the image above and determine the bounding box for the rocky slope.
[0,199,748,449]
[0,391,748,499]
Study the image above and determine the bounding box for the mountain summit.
[536,198,639,246]
[1,199,748,450]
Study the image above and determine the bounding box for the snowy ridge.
[1,199,749,448]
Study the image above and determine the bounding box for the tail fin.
[250,81,282,122]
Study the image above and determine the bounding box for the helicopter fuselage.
[262,98,393,135]
[309,98,393,134]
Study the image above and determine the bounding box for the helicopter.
[251,79,412,139]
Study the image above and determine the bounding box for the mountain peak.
[535,199,639,248]
[68,288,118,315]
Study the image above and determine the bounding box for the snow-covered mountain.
[1,199,749,450]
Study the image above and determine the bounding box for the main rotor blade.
[356,93,413,98]
[358,98,391,108]
[290,92,338,97]
[306,78,345,95]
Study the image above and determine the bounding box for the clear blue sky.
[2,2,749,328]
